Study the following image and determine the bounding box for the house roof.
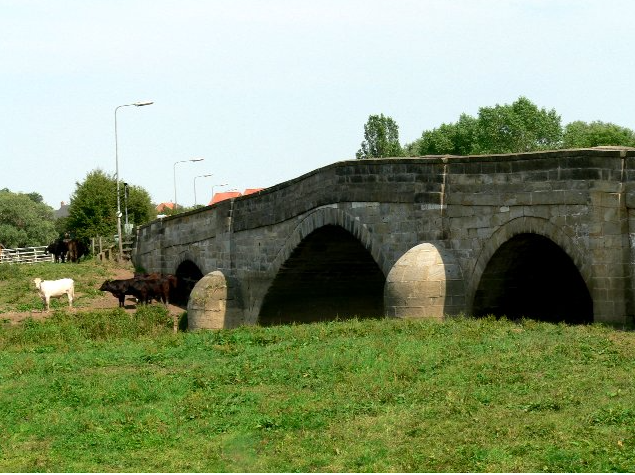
[208,191,242,205]
[54,202,70,219]
[156,202,175,212]
[243,188,264,195]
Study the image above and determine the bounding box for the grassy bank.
[0,260,124,314]
[1,310,635,472]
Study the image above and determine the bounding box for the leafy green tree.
[0,189,58,247]
[123,183,156,227]
[563,121,635,148]
[405,97,563,156]
[67,169,156,242]
[356,114,403,159]
[407,114,478,156]
[474,97,562,153]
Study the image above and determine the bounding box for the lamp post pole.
[173,158,204,211]
[210,183,228,204]
[114,101,153,260]
[123,182,129,229]
[193,174,213,206]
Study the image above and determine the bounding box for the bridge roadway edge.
[132,147,635,329]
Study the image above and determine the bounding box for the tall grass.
[1,314,635,472]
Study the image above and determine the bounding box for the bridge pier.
[384,242,466,320]
[187,271,246,329]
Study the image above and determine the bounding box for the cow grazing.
[33,277,74,312]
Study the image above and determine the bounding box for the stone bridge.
[132,147,635,329]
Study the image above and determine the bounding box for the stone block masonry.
[133,147,635,329]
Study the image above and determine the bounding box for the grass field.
[0,259,120,314]
[1,262,635,471]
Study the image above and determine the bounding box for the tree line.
[0,171,155,249]
[3,96,634,249]
[356,96,635,159]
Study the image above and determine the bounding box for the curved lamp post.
[193,174,213,206]
[210,183,228,203]
[114,101,153,260]
[173,158,204,211]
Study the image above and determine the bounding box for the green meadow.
[1,261,635,471]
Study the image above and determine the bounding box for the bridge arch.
[173,256,204,306]
[268,206,390,278]
[258,207,386,325]
[469,216,593,323]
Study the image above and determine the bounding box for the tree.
[0,189,58,247]
[356,114,403,159]
[563,121,635,148]
[407,114,478,156]
[66,169,156,242]
[405,97,563,156]
[474,97,562,154]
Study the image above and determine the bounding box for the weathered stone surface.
[133,147,635,328]
[187,271,244,330]
[384,242,466,320]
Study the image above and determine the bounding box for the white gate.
[0,246,54,264]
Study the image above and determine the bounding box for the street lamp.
[210,183,228,203]
[193,174,213,206]
[173,158,204,211]
[114,101,153,260]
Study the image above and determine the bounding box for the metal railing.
[0,246,54,264]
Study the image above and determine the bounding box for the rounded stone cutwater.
[187,271,245,330]
[384,242,466,320]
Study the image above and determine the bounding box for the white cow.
[33,277,75,312]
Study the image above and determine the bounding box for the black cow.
[129,277,171,305]
[67,239,88,263]
[133,273,178,304]
[46,239,68,263]
[99,279,137,307]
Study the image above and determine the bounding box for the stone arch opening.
[258,224,385,326]
[173,260,204,306]
[472,233,593,324]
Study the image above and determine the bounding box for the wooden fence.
[0,246,54,264]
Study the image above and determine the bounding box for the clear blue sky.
[2,0,634,210]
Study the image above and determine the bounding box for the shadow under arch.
[258,224,385,326]
[267,206,390,280]
[173,259,204,306]
[470,217,593,324]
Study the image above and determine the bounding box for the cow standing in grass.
[33,277,75,312]
[46,240,68,263]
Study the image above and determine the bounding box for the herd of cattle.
[32,273,180,312]
[46,238,89,263]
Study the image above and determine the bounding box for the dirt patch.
[1,267,187,326]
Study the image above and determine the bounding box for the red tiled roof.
[156,202,175,212]
[243,188,264,195]
[208,191,242,205]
